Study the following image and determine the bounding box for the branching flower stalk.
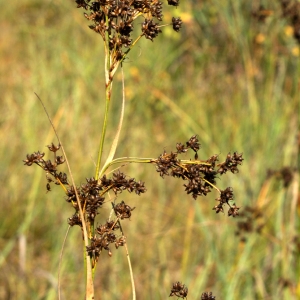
[24,0,244,298]
[82,0,183,179]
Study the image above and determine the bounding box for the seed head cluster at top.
[74,0,182,67]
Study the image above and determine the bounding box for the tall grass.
[0,0,299,299]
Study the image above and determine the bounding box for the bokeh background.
[0,0,299,299]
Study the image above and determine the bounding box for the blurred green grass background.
[0,0,299,299]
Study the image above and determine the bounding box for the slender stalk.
[202,178,221,193]
[99,156,213,175]
[95,80,113,180]
[95,13,111,180]
[35,94,94,299]
[98,67,126,178]
[123,238,136,300]
[100,157,154,174]
[95,35,145,179]
[58,225,71,300]
[112,203,136,300]
[95,26,113,180]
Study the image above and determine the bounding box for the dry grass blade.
[34,93,94,299]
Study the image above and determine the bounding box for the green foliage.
[0,0,299,299]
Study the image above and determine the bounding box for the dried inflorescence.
[201,292,216,300]
[169,282,188,299]
[74,0,182,67]
[152,135,243,217]
[23,145,145,258]
[86,219,127,263]
[23,144,68,191]
[100,170,146,195]
[217,152,244,175]
[65,172,145,223]
[24,134,244,267]
[114,200,135,219]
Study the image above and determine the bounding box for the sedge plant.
[23,0,244,299]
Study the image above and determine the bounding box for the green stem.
[95,34,145,179]
[109,156,153,165]
[100,157,154,175]
[95,79,113,180]
[95,24,113,180]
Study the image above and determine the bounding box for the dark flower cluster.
[23,143,68,191]
[217,152,244,174]
[74,0,182,65]
[172,17,182,32]
[100,170,146,195]
[213,187,240,217]
[167,0,179,6]
[201,292,216,300]
[169,282,188,299]
[24,146,146,225]
[114,200,135,219]
[152,135,243,216]
[66,178,105,222]
[235,205,265,242]
[65,172,145,223]
[24,145,145,262]
[86,219,127,265]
